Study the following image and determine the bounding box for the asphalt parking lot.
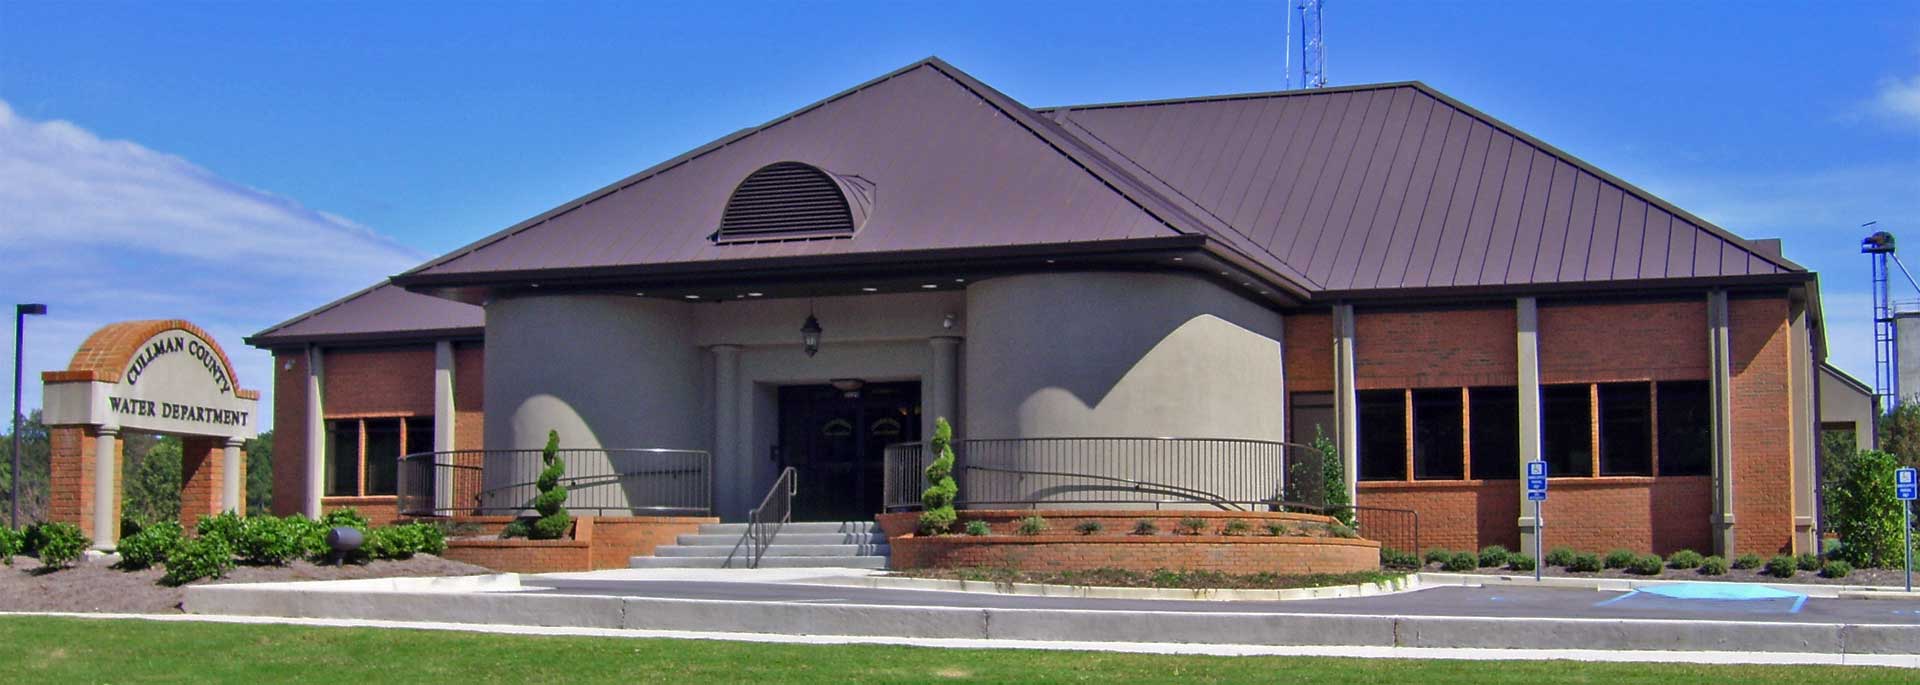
[519,577,1920,625]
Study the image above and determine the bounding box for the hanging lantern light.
[801,312,822,357]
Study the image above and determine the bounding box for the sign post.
[1526,461,1548,582]
[1898,467,1916,593]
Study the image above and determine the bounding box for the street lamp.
[12,303,46,529]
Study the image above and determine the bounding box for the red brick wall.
[1540,299,1708,383]
[179,436,227,525]
[1526,476,1713,555]
[1354,305,1517,389]
[455,343,485,451]
[1357,481,1518,553]
[1284,312,1334,392]
[325,346,435,417]
[436,515,714,572]
[890,535,1379,574]
[271,350,309,516]
[1730,296,1795,556]
[47,427,120,539]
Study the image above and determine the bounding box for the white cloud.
[1874,73,1920,128]
[0,100,424,428]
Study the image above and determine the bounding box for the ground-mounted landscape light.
[326,526,363,566]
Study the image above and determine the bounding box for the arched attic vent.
[711,161,874,244]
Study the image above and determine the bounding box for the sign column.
[91,426,119,549]
[222,437,244,514]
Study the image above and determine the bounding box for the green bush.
[412,522,447,555]
[1075,520,1105,536]
[160,536,234,586]
[1016,515,1047,536]
[1733,553,1763,570]
[1567,552,1602,573]
[319,507,370,532]
[195,511,245,547]
[1380,547,1419,569]
[1132,519,1158,536]
[279,515,329,559]
[1424,548,1453,566]
[365,524,426,560]
[1311,427,1355,527]
[1544,546,1577,568]
[1477,545,1510,568]
[1795,552,1822,572]
[1699,555,1729,576]
[1263,520,1291,537]
[1177,517,1206,535]
[35,522,89,569]
[1819,560,1853,579]
[1626,554,1663,575]
[1506,555,1536,572]
[529,430,572,540]
[1327,523,1359,539]
[235,516,305,565]
[1764,555,1797,579]
[1824,448,1906,567]
[963,520,990,536]
[499,520,530,539]
[1603,548,1637,569]
[1667,549,1704,570]
[0,526,22,566]
[21,523,47,556]
[1444,551,1477,572]
[115,520,184,570]
[917,418,959,536]
[1220,519,1250,537]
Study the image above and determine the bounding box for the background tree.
[245,431,273,515]
[1876,404,1920,469]
[0,411,51,523]
[122,435,182,527]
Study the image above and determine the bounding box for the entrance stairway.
[628,521,889,569]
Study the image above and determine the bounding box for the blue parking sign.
[1900,486,1918,501]
[1527,461,1547,478]
[1527,490,1547,502]
[1526,477,1547,491]
[1899,468,1917,486]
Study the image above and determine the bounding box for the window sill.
[1357,474,1703,489]
[322,495,398,504]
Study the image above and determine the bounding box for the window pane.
[1541,384,1593,477]
[1658,381,1712,476]
[364,419,401,496]
[1599,382,1653,476]
[325,420,359,497]
[1358,390,1406,481]
[405,418,435,457]
[1469,387,1519,480]
[1412,389,1464,480]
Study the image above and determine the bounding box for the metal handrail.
[725,467,796,569]
[882,436,1318,512]
[396,448,713,517]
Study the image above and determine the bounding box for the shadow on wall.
[1015,314,1284,437]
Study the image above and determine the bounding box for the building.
[248,57,1833,557]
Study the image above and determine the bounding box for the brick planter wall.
[434,515,714,573]
[880,510,1378,575]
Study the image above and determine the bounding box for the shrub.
[236,516,305,565]
[1444,551,1478,572]
[412,522,447,555]
[195,511,245,547]
[1699,555,1729,576]
[1819,560,1853,579]
[1732,553,1763,570]
[278,515,329,559]
[963,520,990,536]
[1327,523,1359,539]
[1567,552,1603,573]
[1131,519,1158,536]
[1667,549,1704,570]
[365,524,426,560]
[1795,553,1822,572]
[1220,520,1250,537]
[1626,554,1663,575]
[1016,515,1047,536]
[21,523,46,555]
[1478,545,1510,568]
[1765,555,1798,579]
[1263,521,1291,537]
[160,536,234,586]
[917,418,959,535]
[1424,548,1453,566]
[1824,448,1906,567]
[115,520,184,570]
[1177,518,1206,535]
[1506,555,1536,572]
[319,507,370,531]
[0,526,21,566]
[1544,546,1577,568]
[35,522,89,569]
[1380,547,1419,568]
[1075,520,1104,536]
[499,520,530,539]
[1304,426,1355,527]
[528,430,572,540]
[1603,548,1637,569]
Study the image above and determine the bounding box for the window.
[1412,389,1464,480]
[1358,389,1406,481]
[1658,381,1712,476]
[325,420,360,497]
[406,418,435,458]
[1541,384,1592,477]
[363,419,401,496]
[323,416,430,497]
[1597,383,1653,475]
[1469,387,1519,480]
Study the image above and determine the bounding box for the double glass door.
[776,382,922,521]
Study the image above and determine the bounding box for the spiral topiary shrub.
[918,418,958,535]
[528,430,572,540]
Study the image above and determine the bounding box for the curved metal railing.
[396,448,712,517]
[882,437,1319,512]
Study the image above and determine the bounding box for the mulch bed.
[0,554,493,614]
[1445,562,1915,587]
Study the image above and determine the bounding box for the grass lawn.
[0,616,1910,683]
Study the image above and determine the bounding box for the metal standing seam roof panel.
[1447,131,1512,287]
[1320,90,1401,290]
[246,281,483,346]
[1327,89,1418,290]
[1428,119,1495,287]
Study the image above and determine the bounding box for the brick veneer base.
[880,510,1380,575]
[434,515,714,573]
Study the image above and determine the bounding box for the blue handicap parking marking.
[1592,583,1809,615]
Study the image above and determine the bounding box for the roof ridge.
[1040,81,1424,114]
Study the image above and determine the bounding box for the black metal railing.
[396,448,712,517]
[883,437,1315,511]
[725,467,796,569]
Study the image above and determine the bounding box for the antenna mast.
[1298,0,1327,88]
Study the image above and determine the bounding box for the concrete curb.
[200,573,523,594]
[798,572,1422,601]
[1418,572,1917,599]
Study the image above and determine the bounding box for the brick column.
[47,425,121,541]
[180,436,225,526]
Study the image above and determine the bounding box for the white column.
[1332,304,1359,504]
[304,345,325,518]
[434,340,457,511]
[1516,297,1542,553]
[222,437,244,514]
[929,336,962,435]
[1708,290,1737,557]
[92,426,118,550]
[710,345,742,518]
[1788,298,1816,553]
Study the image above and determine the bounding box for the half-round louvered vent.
[713,162,870,244]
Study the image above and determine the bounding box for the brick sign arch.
[41,320,260,548]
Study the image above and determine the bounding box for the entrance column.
[928,336,961,432]
[710,344,742,517]
[1331,304,1359,505]
[1708,290,1737,557]
[91,426,119,549]
[222,437,245,514]
[433,340,456,511]
[1516,297,1543,553]
[304,345,325,518]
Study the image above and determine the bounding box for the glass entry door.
[776,381,921,521]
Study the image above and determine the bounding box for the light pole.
[11,303,46,529]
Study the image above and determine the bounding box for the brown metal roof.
[245,280,482,349]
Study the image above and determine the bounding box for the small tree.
[528,430,572,540]
[918,417,958,535]
[1825,448,1905,567]
[1314,428,1355,527]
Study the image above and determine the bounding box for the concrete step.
[675,533,887,546]
[654,544,890,558]
[627,555,889,569]
[696,521,878,536]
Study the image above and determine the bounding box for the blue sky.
[2,1,1917,425]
